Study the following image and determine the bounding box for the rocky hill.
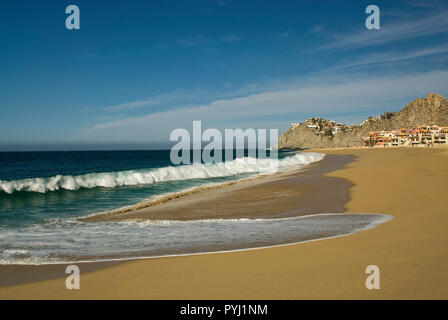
[277,93,448,149]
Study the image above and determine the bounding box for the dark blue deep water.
[0,150,342,264]
[0,150,305,227]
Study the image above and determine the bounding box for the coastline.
[1,147,448,298]
[83,153,352,222]
[0,153,353,286]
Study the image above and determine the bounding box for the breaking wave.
[0,152,324,194]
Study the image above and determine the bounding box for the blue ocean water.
[0,149,344,264]
[0,150,309,228]
[1,150,169,227]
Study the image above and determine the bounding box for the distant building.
[363,125,448,147]
[291,118,360,136]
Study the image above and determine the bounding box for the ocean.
[0,150,390,264]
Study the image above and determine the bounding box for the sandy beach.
[1,147,448,299]
[83,154,352,222]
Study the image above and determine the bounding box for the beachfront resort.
[363,125,448,147]
[291,117,357,136]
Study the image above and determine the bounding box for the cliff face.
[277,125,358,149]
[277,93,448,149]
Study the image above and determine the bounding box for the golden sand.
[1,147,447,299]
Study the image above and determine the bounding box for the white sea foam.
[0,152,324,194]
[0,213,392,265]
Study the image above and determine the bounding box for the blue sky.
[1,0,448,150]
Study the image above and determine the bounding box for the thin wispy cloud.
[176,35,211,47]
[221,34,241,43]
[4,1,448,146]
[82,70,448,142]
[176,34,242,47]
[323,11,448,49]
[309,25,325,35]
[328,45,448,71]
[217,0,227,7]
[403,0,441,8]
[104,90,201,112]
[280,31,292,38]
[280,25,325,40]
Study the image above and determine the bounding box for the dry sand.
[1,147,447,299]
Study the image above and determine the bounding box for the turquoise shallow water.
[1,150,307,227]
[0,149,345,264]
[0,213,393,265]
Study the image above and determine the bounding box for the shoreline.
[1,147,448,298]
[0,213,393,267]
[0,153,353,286]
[84,153,353,222]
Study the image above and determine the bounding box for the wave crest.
[0,152,324,194]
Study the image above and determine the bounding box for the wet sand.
[83,154,353,222]
[0,153,352,287]
[1,147,448,299]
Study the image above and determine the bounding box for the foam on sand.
[0,213,392,265]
